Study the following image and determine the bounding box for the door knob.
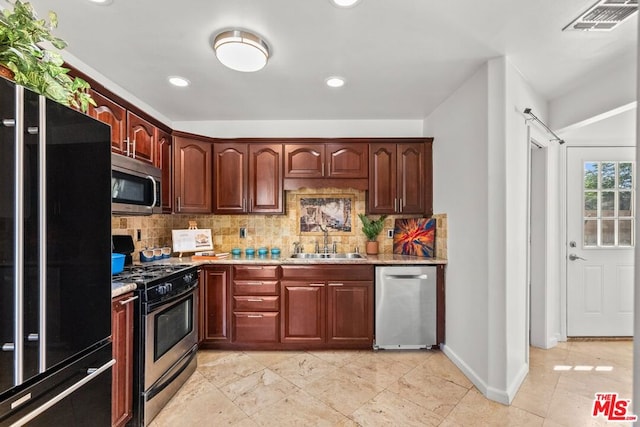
[569,254,587,261]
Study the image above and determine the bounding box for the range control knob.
[184,273,193,283]
[157,284,168,295]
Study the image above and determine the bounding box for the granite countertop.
[111,253,447,298]
[156,253,447,266]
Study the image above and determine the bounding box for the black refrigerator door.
[0,79,112,397]
[0,343,113,426]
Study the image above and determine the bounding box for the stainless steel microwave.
[112,153,162,215]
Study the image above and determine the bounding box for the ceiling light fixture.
[88,0,113,5]
[330,0,361,8]
[325,76,346,88]
[213,30,270,72]
[168,76,190,87]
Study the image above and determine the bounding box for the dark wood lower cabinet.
[111,292,135,427]
[199,266,230,346]
[200,263,442,350]
[327,281,373,345]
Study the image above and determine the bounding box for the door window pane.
[601,162,616,189]
[619,191,632,217]
[584,191,597,217]
[601,220,615,246]
[601,192,615,217]
[584,162,598,190]
[582,160,635,248]
[619,162,633,189]
[584,220,597,247]
[619,220,633,246]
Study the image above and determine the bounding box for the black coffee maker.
[112,235,135,265]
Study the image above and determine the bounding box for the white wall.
[171,119,424,138]
[425,56,553,404]
[550,52,636,132]
[424,63,491,393]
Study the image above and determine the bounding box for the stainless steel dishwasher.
[374,265,437,350]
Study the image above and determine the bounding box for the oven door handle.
[146,347,197,401]
[145,282,198,313]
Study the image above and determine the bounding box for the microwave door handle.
[147,176,157,210]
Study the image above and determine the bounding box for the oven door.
[144,286,198,390]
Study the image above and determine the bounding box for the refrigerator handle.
[14,85,24,386]
[8,359,115,426]
[38,94,47,373]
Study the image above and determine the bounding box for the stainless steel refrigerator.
[0,78,114,425]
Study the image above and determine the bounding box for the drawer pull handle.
[328,283,344,287]
[247,314,263,318]
[119,295,139,305]
[247,298,264,302]
[245,281,263,286]
[244,267,264,270]
[309,283,325,287]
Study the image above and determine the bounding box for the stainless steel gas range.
[112,263,199,426]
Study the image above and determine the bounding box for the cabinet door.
[249,143,283,213]
[201,267,230,343]
[214,143,247,213]
[284,144,325,178]
[112,293,135,427]
[127,112,155,164]
[280,281,325,343]
[368,143,397,213]
[173,136,212,213]
[397,143,425,214]
[326,143,368,178]
[156,129,172,213]
[87,90,126,155]
[327,281,373,345]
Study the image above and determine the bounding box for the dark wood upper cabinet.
[126,111,155,164]
[249,144,283,213]
[284,144,324,178]
[214,143,246,213]
[213,142,283,214]
[326,143,368,178]
[155,129,172,213]
[88,90,126,155]
[368,140,432,215]
[173,136,212,213]
[284,142,367,179]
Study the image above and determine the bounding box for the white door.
[567,147,634,336]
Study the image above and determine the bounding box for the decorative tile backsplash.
[112,188,447,262]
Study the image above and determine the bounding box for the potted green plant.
[0,0,95,112]
[358,213,388,255]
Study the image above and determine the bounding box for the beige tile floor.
[150,341,632,426]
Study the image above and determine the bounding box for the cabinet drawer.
[233,312,279,343]
[233,296,279,311]
[281,265,373,281]
[233,280,279,295]
[233,265,279,280]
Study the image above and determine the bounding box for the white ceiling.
[27,0,637,122]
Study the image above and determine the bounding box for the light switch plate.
[240,227,247,238]
[386,229,394,238]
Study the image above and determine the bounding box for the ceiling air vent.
[563,0,638,31]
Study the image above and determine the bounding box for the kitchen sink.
[289,252,366,259]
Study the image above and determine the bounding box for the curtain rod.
[523,108,565,145]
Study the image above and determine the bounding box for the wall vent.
[563,0,638,31]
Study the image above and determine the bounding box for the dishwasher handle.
[384,274,428,280]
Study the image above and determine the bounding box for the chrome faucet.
[319,226,332,253]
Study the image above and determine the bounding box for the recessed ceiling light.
[168,76,190,87]
[330,0,361,8]
[325,76,346,88]
[88,0,113,5]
